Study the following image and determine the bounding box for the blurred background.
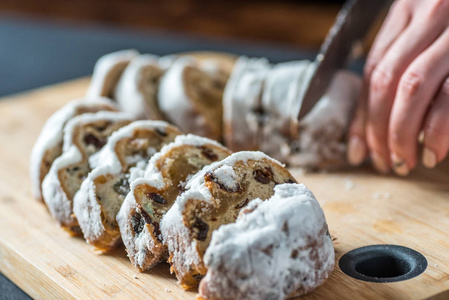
[0,0,378,97]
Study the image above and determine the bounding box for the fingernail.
[347,136,366,166]
[371,152,390,174]
[422,147,437,169]
[391,153,410,176]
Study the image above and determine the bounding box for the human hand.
[347,0,449,176]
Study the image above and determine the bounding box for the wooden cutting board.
[0,78,448,300]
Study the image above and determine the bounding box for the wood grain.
[0,78,448,299]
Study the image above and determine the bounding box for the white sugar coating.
[289,71,362,168]
[200,183,335,300]
[213,165,239,190]
[86,49,139,98]
[222,56,272,150]
[30,97,117,199]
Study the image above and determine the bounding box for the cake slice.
[117,134,231,270]
[42,111,133,235]
[222,57,271,151]
[86,49,139,99]
[73,120,181,251]
[158,56,229,141]
[259,60,312,162]
[160,151,296,289]
[115,54,173,120]
[198,183,335,300]
[30,97,118,201]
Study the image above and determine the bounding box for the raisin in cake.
[160,151,296,289]
[222,57,271,151]
[42,111,133,235]
[198,183,335,300]
[117,134,231,270]
[73,121,181,251]
[115,54,173,120]
[288,70,362,169]
[87,49,139,99]
[157,56,229,141]
[30,98,118,201]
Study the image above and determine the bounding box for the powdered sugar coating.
[87,49,139,99]
[222,56,271,151]
[199,183,335,300]
[30,97,117,199]
[42,111,133,230]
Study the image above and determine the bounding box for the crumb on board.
[435,264,438,268]
[133,275,138,279]
[373,192,391,200]
[165,288,171,293]
[344,178,354,190]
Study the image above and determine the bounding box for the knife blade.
[296,0,392,120]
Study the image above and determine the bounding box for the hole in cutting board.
[339,245,427,283]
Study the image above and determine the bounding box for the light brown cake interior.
[179,158,296,286]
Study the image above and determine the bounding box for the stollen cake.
[157,56,229,141]
[30,97,118,201]
[198,183,335,300]
[117,134,231,270]
[222,57,271,151]
[160,151,296,289]
[42,111,133,235]
[73,120,181,251]
[114,54,173,120]
[86,49,139,99]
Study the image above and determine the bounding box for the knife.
[296,0,392,120]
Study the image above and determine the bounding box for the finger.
[364,0,412,78]
[366,14,447,174]
[347,80,368,166]
[389,29,449,175]
[422,78,449,168]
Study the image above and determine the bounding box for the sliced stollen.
[42,111,133,235]
[198,183,335,300]
[73,120,181,251]
[289,70,362,169]
[160,151,297,289]
[86,49,139,99]
[259,60,312,162]
[30,97,118,201]
[117,134,231,271]
[158,56,229,141]
[222,56,271,151]
[115,54,174,120]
